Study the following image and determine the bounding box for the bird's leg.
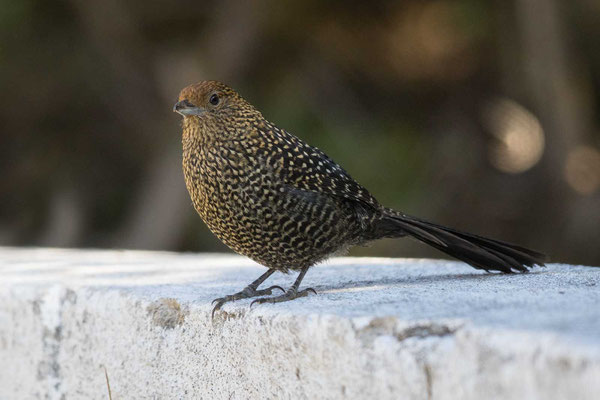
[251,266,316,306]
[211,269,284,318]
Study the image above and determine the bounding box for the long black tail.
[381,212,546,273]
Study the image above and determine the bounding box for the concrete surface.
[0,247,599,400]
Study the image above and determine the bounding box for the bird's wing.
[254,123,381,209]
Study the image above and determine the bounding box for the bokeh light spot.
[483,98,545,174]
[564,145,600,195]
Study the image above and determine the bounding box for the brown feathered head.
[174,81,259,122]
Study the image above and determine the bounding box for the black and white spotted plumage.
[178,81,546,275]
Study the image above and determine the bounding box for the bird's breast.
[181,139,368,271]
[182,143,268,250]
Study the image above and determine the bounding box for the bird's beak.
[173,99,204,117]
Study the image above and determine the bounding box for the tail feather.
[383,213,547,273]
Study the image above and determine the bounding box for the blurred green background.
[1,0,599,265]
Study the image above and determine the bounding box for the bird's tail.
[379,211,546,273]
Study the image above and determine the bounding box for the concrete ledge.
[1,247,599,399]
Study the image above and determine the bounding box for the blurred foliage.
[1,0,599,265]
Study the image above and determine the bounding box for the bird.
[173,80,546,317]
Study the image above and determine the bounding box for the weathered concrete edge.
[2,284,599,400]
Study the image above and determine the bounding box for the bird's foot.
[211,285,284,318]
[250,287,317,307]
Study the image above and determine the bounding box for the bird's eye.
[209,94,220,106]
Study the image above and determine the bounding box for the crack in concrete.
[35,287,77,400]
[394,323,457,341]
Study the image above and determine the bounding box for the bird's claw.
[211,300,226,319]
[210,285,286,319]
[250,287,316,308]
[267,285,286,294]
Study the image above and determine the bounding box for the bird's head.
[174,81,259,125]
